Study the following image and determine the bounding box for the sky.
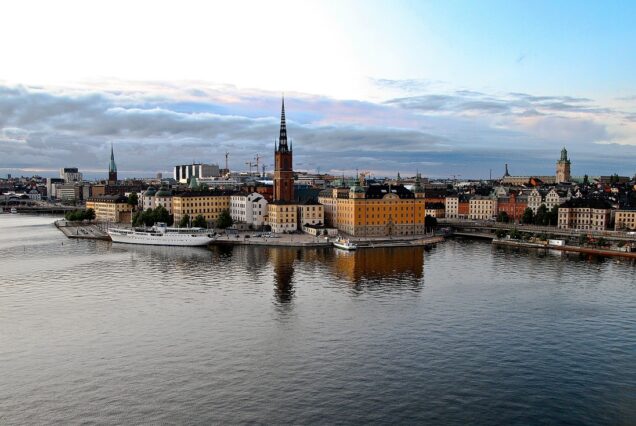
[1,0,635,179]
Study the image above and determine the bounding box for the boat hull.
[333,242,357,250]
[108,231,214,246]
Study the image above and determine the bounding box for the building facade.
[230,192,269,228]
[172,192,232,225]
[174,163,220,184]
[445,196,459,219]
[86,195,133,223]
[317,178,426,237]
[557,199,611,231]
[614,210,636,231]
[469,196,497,220]
[556,147,571,183]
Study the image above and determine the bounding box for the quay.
[54,220,444,248]
[54,220,110,241]
[493,239,636,259]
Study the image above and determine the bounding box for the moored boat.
[108,222,215,246]
[333,237,357,250]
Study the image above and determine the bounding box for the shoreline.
[493,239,636,259]
[53,220,444,248]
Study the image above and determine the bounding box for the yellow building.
[172,191,232,225]
[614,210,636,231]
[268,202,298,233]
[318,176,426,237]
[86,195,133,223]
[298,201,324,227]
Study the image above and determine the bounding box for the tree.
[179,214,191,228]
[521,208,534,224]
[534,204,548,226]
[85,208,96,221]
[495,229,507,239]
[509,228,522,240]
[127,192,139,206]
[497,211,509,223]
[154,205,170,224]
[547,206,559,226]
[424,214,437,232]
[216,209,233,229]
[578,234,588,246]
[192,214,207,228]
[583,174,589,185]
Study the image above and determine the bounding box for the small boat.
[108,222,215,246]
[10,207,18,214]
[333,237,357,250]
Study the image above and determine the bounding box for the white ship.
[108,223,215,246]
[333,237,357,250]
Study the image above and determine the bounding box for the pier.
[54,220,110,240]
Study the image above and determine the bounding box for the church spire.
[277,96,288,152]
[109,143,117,173]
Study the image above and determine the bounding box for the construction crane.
[245,161,255,175]
[254,154,261,176]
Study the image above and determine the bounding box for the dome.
[143,186,157,196]
[155,186,172,197]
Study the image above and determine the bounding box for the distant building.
[556,147,571,183]
[445,195,459,219]
[317,174,426,237]
[557,198,611,231]
[230,192,269,228]
[468,195,497,220]
[46,177,65,200]
[174,163,220,184]
[172,191,233,225]
[614,209,636,231]
[425,202,445,218]
[60,167,82,183]
[86,195,133,223]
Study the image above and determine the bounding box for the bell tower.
[273,97,294,202]
[556,147,571,183]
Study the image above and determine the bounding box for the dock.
[55,220,111,241]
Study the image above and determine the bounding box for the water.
[1,215,635,425]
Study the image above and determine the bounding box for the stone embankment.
[55,220,110,241]
[493,239,636,259]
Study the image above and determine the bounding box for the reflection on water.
[1,215,635,425]
[332,246,424,291]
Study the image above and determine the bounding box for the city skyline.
[1,0,635,178]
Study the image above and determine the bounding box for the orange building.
[496,192,528,222]
[318,175,426,237]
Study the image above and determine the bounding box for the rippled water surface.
[1,215,635,425]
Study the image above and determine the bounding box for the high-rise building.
[60,167,82,183]
[109,143,118,183]
[556,147,571,183]
[173,163,220,184]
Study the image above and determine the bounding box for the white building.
[230,192,268,228]
[469,195,497,220]
[445,195,459,219]
[174,163,220,184]
[59,168,82,183]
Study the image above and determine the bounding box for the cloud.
[0,81,634,178]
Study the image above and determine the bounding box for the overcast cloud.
[0,81,634,179]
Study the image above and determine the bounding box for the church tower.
[108,143,118,183]
[556,147,571,183]
[273,97,294,202]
